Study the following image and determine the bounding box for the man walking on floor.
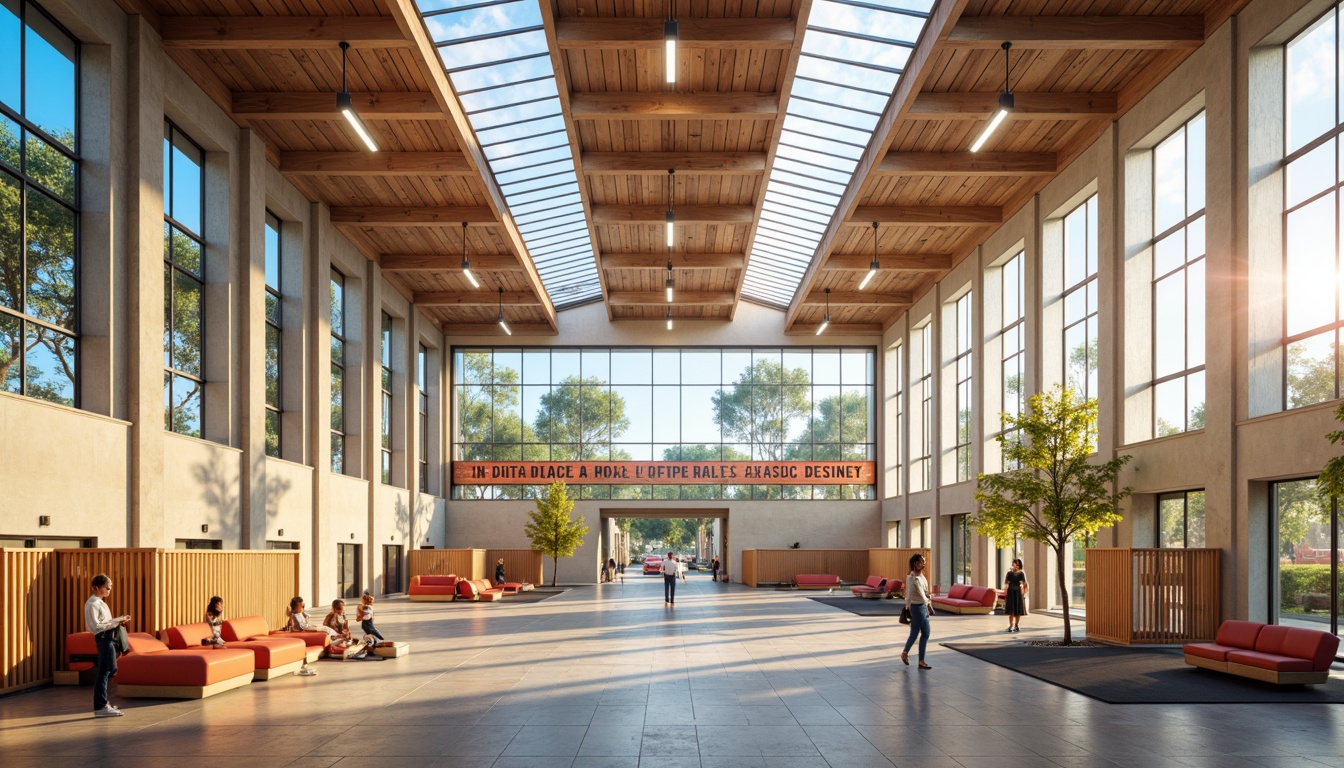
[661,551,678,605]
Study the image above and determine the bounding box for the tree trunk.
[1055,541,1072,644]
[551,555,558,587]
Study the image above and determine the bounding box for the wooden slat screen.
[408,549,486,581]
[154,550,299,633]
[866,548,932,582]
[736,550,871,586]
[741,549,758,587]
[1,549,58,695]
[55,549,156,661]
[1087,548,1220,645]
[487,549,544,585]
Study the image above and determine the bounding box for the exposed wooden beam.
[876,152,1056,176]
[908,92,1118,120]
[581,152,766,175]
[850,206,1002,225]
[381,254,524,272]
[111,0,161,29]
[592,205,755,225]
[600,253,746,270]
[609,292,736,307]
[441,323,556,336]
[279,151,472,176]
[822,254,954,272]
[232,91,444,120]
[160,16,411,49]
[804,290,914,306]
[414,291,538,307]
[786,323,884,336]
[331,207,497,226]
[946,15,1204,50]
[570,92,779,120]
[555,18,795,49]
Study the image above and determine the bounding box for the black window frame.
[330,269,347,474]
[264,210,282,457]
[163,119,206,438]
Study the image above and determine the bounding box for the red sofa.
[795,574,840,589]
[1184,620,1340,685]
[67,631,255,699]
[222,615,329,663]
[457,578,505,602]
[163,622,306,680]
[409,574,459,601]
[851,575,904,599]
[931,584,998,614]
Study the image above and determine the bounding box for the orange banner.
[452,461,875,485]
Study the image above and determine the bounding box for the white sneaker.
[94,705,123,717]
[297,667,318,676]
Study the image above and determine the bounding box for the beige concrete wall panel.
[161,433,242,547]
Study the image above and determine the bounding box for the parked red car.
[642,555,664,575]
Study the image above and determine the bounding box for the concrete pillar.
[239,128,268,550]
[309,202,333,599]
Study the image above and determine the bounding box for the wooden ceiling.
[114,0,1249,337]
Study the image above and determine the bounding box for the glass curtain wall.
[454,347,874,500]
[1158,490,1206,547]
[1272,479,1341,644]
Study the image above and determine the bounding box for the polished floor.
[3,573,1342,768]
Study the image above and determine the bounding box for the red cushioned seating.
[457,578,505,602]
[223,614,329,663]
[1184,620,1339,685]
[931,584,998,614]
[1182,619,1264,667]
[65,631,98,672]
[795,574,840,589]
[99,632,256,699]
[499,581,533,595]
[164,622,306,680]
[409,574,459,601]
[851,575,903,599]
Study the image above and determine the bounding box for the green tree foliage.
[973,385,1131,644]
[534,374,630,460]
[713,359,811,461]
[1288,341,1336,409]
[456,352,547,498]
[524,481,588,586]
[787,390,869,499]
[1317,402,1344,502]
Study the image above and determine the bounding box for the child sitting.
[203,596,226,647]
[357,590,385,642]
[323,599,353,643]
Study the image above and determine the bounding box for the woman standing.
[900,554,935,670]
[1003,558,1028,632]
[85,573,131,717]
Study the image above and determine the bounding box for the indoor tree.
[524,480,589,586]
[973,385,1131,644]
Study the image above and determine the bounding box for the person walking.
[710,556,721,583]
[494,558,506,586]
[660,551,678,605]
[85,573,131,717]
[606,557,618,583]
[1003,558,1028,632]
[900,554,935,670]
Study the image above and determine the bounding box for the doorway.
[601,508,729,583]
[338,543,362,599]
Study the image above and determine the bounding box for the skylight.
[741,0,936,309]
[416,0,601,309]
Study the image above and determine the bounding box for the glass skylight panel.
[742,0,935,308]
[416,0,602,308]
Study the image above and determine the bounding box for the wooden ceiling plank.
[876,151,1056,176]
[804,290,914,306]
[414,291,538,306]
[161,17,412,49]
[441,323,557,336]
[850,205,1002,225]
[945,16,1205,50]
[232,91,445,119]
[601,253,746,269]
[381,254,524,271]
[581,151,766,174]
[591,204,756,224]
[330,206,497,225]
[555,18,795,50]
[908,91,1118,120]
[280,151,472,175]
[569,92,779,120]
[821,254,954,272]
[608,291,736,306]
[785,323,884,336]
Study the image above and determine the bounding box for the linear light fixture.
[497,286,511,336]
[460,221,480,288]
[816,287,831,336]
[664,0,678,84]
[665,258,675,303]
[666,305,673,331]
[337,42,379,153]
[665,168,676,248]
[970,42,1013,153]
[859,221,880,290]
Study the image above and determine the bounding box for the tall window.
[1283,9,1344,408]
[950,514,972,585]
[418,343,429,494]
[381,311,392,485]
[998,252,1025,468]
[1270,478,1341,641]
[1158,489,1206,547]
[1062,194,1099,401]
[890,342,903,497]
[263,212,282,457]
[911,324,933,492]
[163,121,204,437]
[330,270,346,474]
[1,0,79,406]
[952,291,973,483]
[1152,113,1207,435]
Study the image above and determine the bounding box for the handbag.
[113,625,130,654]
[899,605,912,624]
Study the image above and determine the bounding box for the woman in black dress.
[1003,558,1028,632]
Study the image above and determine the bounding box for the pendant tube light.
[664,1,678,84]
[460,221,480,288]
[665,258,675,303]
[665,168,676,248]
[859,221,880,290]
[816,288,831,336]
[666,306,673,331]
[337,42,379,152]
[497,287,511,336]
[970,42,1013,153]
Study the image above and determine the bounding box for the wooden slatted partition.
[487,549,544,585]
[1086,548,1220,645]
[55,549,156,661]
[738,550,872,586]
[741,549,758,587]
[408,548,486,581]
[1,549,58,695]
[154,550,300,633]
[867,548,932,581]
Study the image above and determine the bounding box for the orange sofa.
[63,632,255,699]
[1184,620,1340,685]
[930,584,998,614]
[164,622,306,680]
[457,578,505,602]
[222,615,329,663]
[795,574,841,589]
[851,575,904,599]
[409,574,459,601]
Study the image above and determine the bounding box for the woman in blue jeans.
[901,553,935,670]
[84,573,131,717]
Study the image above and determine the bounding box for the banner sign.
[452,461,875,486]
